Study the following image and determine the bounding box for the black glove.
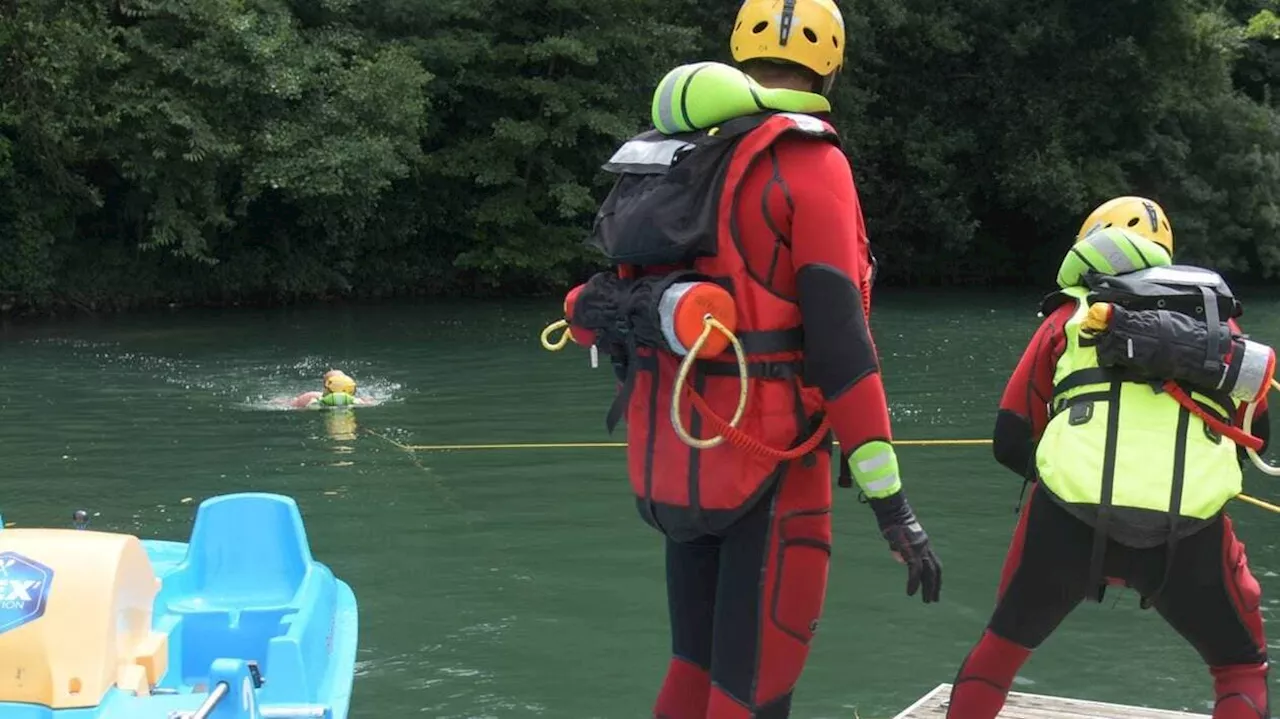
[866,492,942,603]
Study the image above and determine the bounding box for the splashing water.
[13,339,402,410]
[229,355,403,410]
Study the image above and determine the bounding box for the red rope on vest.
[1162,381,1264,452]
[684,387,832,461]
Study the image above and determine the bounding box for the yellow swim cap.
[324,372,356,395]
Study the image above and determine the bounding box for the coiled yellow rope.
[1243,378,1280,476]
[540,319,572,351]
[670,315,749,450]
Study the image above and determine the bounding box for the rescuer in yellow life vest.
[946,197,1273,719]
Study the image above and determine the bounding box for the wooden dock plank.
[892,683,1209,719]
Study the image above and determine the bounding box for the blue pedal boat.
[0,493,358,719]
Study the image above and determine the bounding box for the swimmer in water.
[289,370,369,408]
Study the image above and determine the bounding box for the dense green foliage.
[2,0,1280,311]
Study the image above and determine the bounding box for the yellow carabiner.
[1243,378,1280,477]
[670,315,749,450]
[540,319,572,352]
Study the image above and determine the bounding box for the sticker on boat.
[0,551,53,635]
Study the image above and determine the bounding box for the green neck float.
[1056,227,1173,289]
[651,61,831,135]
[320,391,357,406]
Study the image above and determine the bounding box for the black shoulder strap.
[705,112,776,141]
[1039,289,1076,316]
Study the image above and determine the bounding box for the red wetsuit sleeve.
[992,304,1071,479]
[780,139,892,455]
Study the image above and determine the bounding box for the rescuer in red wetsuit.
[948,197,1272,719]
[564,1,942,717]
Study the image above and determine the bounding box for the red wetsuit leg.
[1212,515,1270,718]
[996,482,1036,601]
[1139,512,1269,719]
[948,488,1092,719]
[703,457,832,718]
[655,534,720,718]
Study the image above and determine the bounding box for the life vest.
[1033,227,1280,602]
[1038,281,1243,545]
[1032,227,1279,604]
[567,64,851,541]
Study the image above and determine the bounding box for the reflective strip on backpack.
[603,137,695,174]
[1133,265,1226,287]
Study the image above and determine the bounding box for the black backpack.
[585,113,775,267]
[1081,264,1243,321]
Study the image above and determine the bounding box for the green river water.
[2,289,1279,718]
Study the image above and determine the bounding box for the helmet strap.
[821,67,840,97]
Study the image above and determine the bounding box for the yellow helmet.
[731,0,846,81]
[324,372,356,395]
[1076,196,1174,257]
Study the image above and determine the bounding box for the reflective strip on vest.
[1035,286,1241,521]
[776,112,831,136]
